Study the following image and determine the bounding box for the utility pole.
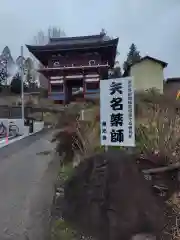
[21,46,24,122]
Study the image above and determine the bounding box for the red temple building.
[26,32,119,103]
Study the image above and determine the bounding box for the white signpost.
[100,77,135,147]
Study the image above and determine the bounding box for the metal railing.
[0,105,66,120]
[0,106,41,120]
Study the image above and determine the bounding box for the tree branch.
[142,162,180,174]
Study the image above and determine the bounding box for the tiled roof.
[26,34,118,52]
[137,56,168,68]
[48,33,111,45]
[166,78,180,83]
[123,55,168,77]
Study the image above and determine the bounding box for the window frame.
[85,81,99,91]
[50,83,64,93]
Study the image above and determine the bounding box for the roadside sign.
[100,77,135,147]
[0,119,9,139]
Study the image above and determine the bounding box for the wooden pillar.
[83,72,86,99]
[48,77,51,95]
[63,77,66,105]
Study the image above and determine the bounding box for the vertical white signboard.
[100,77,135,147]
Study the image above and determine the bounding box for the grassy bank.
[49,89,180,239]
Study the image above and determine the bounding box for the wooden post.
[63,77,66,105]
[81,109,84,120]
[83,70,85,100]
[47,75,51,97]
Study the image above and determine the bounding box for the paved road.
[0,130,59,240]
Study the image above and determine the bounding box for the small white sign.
[0,119,9,139]
[100,77,135,147]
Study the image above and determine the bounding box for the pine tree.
[11,73,21,93]
[110,61,122,78]
[0,68,7,84]
[123,43,141,72]
[26,67,37,89]
[10,73,27,93]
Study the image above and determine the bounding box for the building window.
[51,84,64,93]
[85,81,99,91]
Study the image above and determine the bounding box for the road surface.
[0,130,59,240]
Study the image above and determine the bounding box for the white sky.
[0,0,179,78]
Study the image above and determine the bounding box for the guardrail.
[0,106,30,119]
[0,105,66,120]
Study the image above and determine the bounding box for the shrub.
[52,107,100,166]
[39,88,48,98]
[11,73,27,94]
[50,219,77,240]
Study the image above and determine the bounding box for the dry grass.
[50,88,180,167]
[136,107,180,165]
[135,90,180,165]
[75,90,180,239]
[51,89,180,239]
[165,194,180,240]
[52,107,100,166]
[135,89,180,239]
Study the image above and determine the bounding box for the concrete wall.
[33,121,44,133]
[0,118,44,138]
[130,59,164,93]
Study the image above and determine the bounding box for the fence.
[0,106,43,120]
[0,105,66,120]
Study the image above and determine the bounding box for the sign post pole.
[20,46,24,123]
[105,146,108,152]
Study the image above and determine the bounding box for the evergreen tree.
[110,61,122,78]
[24,58,37,89]
[10,73,27,94]
[113,65,122,78]
[123,43,141,72]
[0,68,7,84]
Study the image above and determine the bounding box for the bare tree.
[24,57,37,89]
[33,30,47,45]
[33,26,66,45]
[32,26,66,89]
[48,26,66,40]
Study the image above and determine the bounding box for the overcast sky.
[0,0,179,78]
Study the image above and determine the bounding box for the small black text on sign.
[101,121,107,142]
[128,80,133,138]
